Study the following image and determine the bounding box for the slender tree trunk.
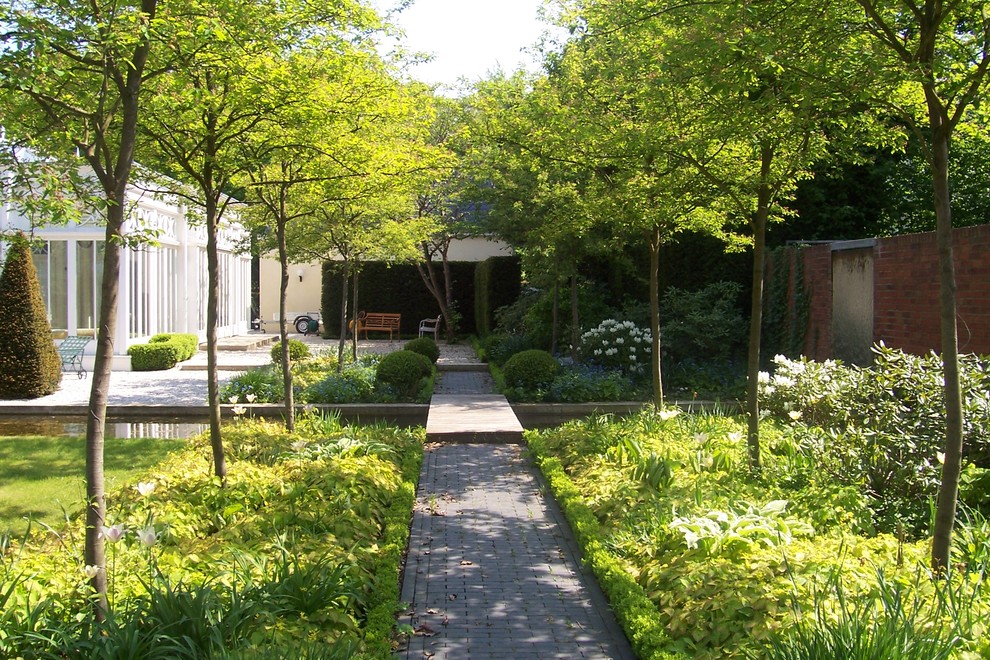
[83,0,158,618]
[351,270,360,362]
[649,228,664,409]
[746,142,774,472]
[85,200,124,619]
[441,246,455,340]
[337,260,349,371]
[570,273,579,362]
[927,90,964,573]
[205,192,227,477]
[550,277,559,355]
[417,243,450,340]
[276,214,294,430]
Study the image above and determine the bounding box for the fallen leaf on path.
[414,624,437,637]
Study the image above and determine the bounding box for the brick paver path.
[396,443,635,659]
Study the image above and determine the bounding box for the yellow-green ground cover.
[1,414,422,658]
[529,410,990,659]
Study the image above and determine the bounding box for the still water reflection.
[0,417,207,439]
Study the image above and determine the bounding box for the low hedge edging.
[358,436,424,657]
[528,433,683,660]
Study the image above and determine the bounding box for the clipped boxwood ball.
[376,350,433,395]
[271,339,310,366]
[502,349,559,390]
[404,337,440,364]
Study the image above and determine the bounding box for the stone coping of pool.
[0,399,742,428]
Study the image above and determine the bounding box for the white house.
[1,184,252,370]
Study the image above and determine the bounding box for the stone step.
[426,394,524,444]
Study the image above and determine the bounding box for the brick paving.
[397,365,635,659]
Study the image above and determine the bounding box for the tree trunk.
[649,228,664,409]
[570,274,579,362]
[351,269,360,362]
[927,88,963,574]
[550,277,559,355]
[417,243,450,341]
[205,192,228,477]
[276,215,294,431]
[83,0,158,619]
[85,199,124,619]
[745,142,774,472]
[337,260,349,371]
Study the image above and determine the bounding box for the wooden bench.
[57,335,92,378]
[358,312,401,340]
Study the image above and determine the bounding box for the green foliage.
[762,248,811,361]
[149,333,199,361]
[754,567,972,660]
[0,235,62,398]
[526,408,990,657]
[481,332,533,366]
[128,342,182,371]
[502,349,559,390]
[760,346,990,536]
[374,350,433,400]
[129,333,200,371]
[660,282,746,362]
[474,255,522,337]
[403,337,439,364]
[580,319,652,378]
[221,367,284,404]
[299,361,377,404]
[271,339,310,366]
[0,414,424,657]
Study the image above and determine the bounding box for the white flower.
[245,393,257,403]
[593,349,602,356]
[773,354,789,365]
[629,355,637,362]
[658,409,680,421]
[727,431,743,443]
[693,432,709,444]
[683,529,700,550]
[758,371,770,385]
[228,395,239,404]
[83,565,100,579]
[232,405,247,416]
[101,524,125,543]
[136,526,157,547]
[788,410,803,422]
[605,348,618,356]
[615,337,624,345]
[772,375,795,388]
[291,440,308,453]
[135,481,156,497]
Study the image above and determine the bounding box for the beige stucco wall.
[258,260,323,330]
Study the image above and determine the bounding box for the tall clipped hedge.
[474,255,521,338]
[0,235,62,398]
[322,261,478,338]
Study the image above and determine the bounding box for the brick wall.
[873,225,990,356]
[801,244,832,360]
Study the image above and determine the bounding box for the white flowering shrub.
[757,354,861,427]
[580,319,652,377]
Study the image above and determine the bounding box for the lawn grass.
[0,435,187,533]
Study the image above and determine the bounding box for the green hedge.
[321,257,520,339]
[474,255,521,338]
[149,333,198,360]
[129,333,199,371]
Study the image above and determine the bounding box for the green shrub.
[0,234,62,398]
[128,342,182,371]
[502,349,559,390]
[149,333,199,360]
[579,319,652,378]
[404,337,440,364]
[220,367,284,403]
[483,333,534,366]
[271,339,310,366]
[375,350,432,399]
[660,281,746,362]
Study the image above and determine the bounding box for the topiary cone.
[0,233,62,398]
